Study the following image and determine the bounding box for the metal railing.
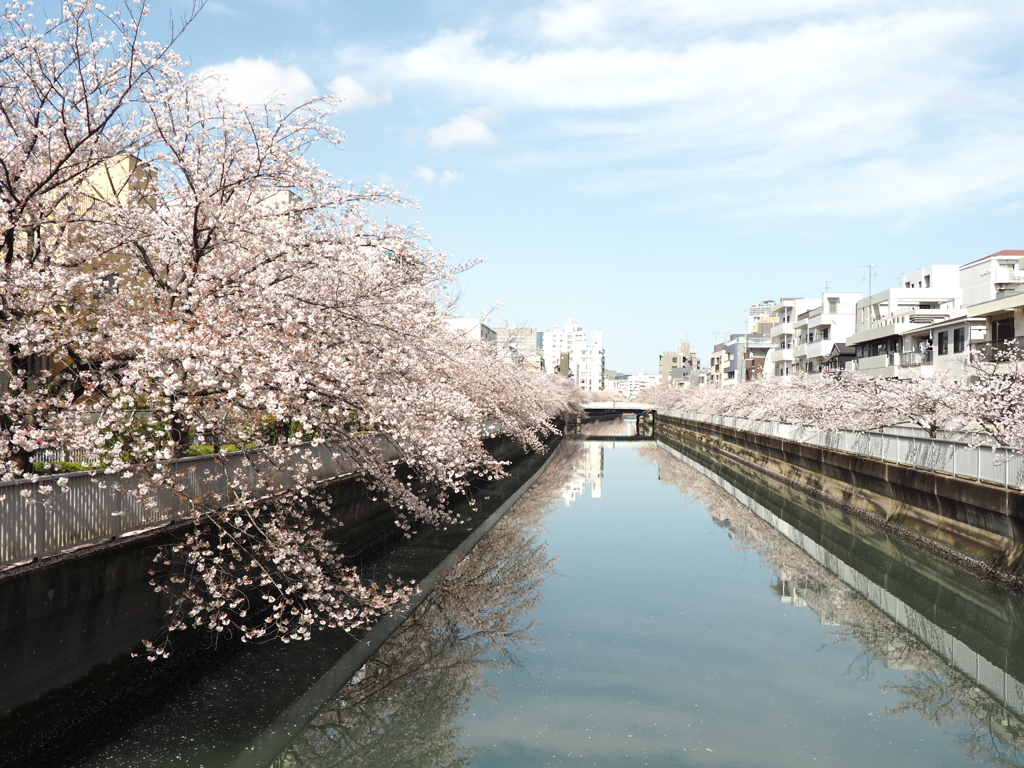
[0,437,400,570]
[970,337,1024,363]
[659,409,1024,491]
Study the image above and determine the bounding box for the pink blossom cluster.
[640,355,1024,446]
[0,1,579,652]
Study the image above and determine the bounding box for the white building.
[957,254,1024,308]
[844,265,962,378]
[764,298,814,377]
[748,300,777,333]
[603,373,657,399]
[792,292,861,374]
[542,319,605,391]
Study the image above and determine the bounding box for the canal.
[4,418,1024,766]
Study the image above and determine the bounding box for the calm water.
[6,422,1024,766]
[275,426,1024,767]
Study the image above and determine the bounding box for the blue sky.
[153,0,1024,372]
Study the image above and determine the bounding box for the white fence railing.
[0,437,400,570]
[659,410,1024,490]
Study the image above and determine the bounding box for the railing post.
[113,485,122,538]
[35,491,45,563]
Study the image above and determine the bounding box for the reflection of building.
[769,575,809,609]
[560,442,604,504]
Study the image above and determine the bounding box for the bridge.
[581,401,658,417]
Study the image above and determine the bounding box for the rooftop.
[960,250,1024,268]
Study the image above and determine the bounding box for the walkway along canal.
[3,418,1024,765]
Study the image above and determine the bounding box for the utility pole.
[862,264,877,297]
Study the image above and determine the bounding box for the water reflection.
[269,441,591,767]
[640,443,1024,766]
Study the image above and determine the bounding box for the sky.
[145,0,1024,372]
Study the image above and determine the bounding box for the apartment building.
[765,298,814,377]
[747,300,777,333]
[792,292,861,374]
[844,265,962,378]
[493,327,543,370]
[658,341,701,387]
[542,319,605,392]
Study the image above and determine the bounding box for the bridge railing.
[658,409,1024,491]
[0,437,400,570]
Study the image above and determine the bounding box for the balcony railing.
[849,350,933,371]
[901,350,933,367]
[970,336,1024,363]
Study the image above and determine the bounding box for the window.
[938,331,948,355]
[925,275,931,288]
[953,327,965,354]
[992,318,1014,341]
[828,297,839,314]
[822,327,830,340]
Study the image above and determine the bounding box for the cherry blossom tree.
[640,371,971,441]
[0,0,577,653]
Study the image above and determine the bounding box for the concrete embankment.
[654,413,1024,587]
[0,433,556,725]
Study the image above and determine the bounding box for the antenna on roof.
[820,280,833,293]
[862,264,877,296]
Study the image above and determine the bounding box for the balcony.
[901,350,933,367]
[854,353,897,371]
[970,336,1024,363]
[994,268,1024,284]
[771,323,794,338]
[773,348,794,362]
[848,350,933,373]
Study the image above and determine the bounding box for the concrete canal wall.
[654,413,1024,582]
[0,433,546,719]
[659,438,1024,723]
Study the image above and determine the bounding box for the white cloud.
[412,167,466,184]
[428,113,497,148]
[345,2,1024,217]
[413,166,437,183]
[532,0,902,43]
[328,75,392,110]
[198,56,318,105]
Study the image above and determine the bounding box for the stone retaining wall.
[654,413,1024,573]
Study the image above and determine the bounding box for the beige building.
[658,341,701,387]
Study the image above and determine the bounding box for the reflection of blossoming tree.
[638,445,1024,766]
[883,673,1024,767]
[579,418,637,437]
[269,440,587,768]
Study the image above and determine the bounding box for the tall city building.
[542,319,605,391]
[493,327,542,370]
[748,299,777,333]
